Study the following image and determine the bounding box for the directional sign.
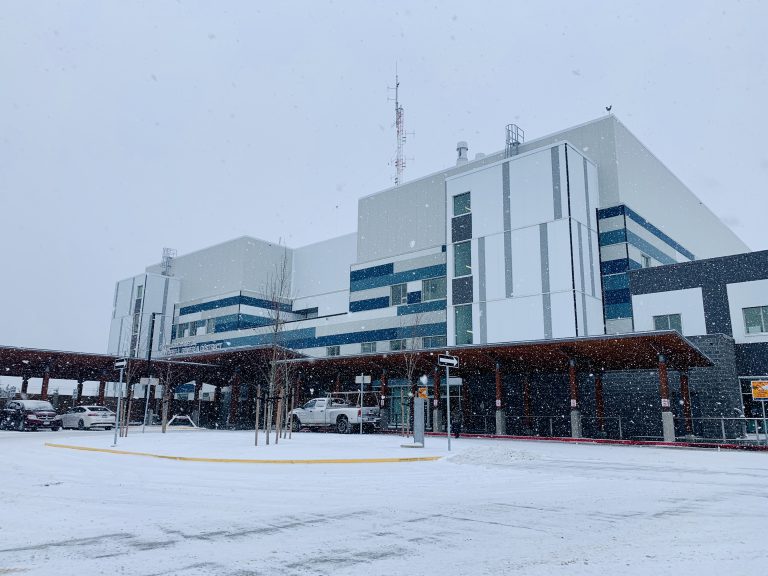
[114,358,127,369]
[417,387,428,399]
[751,381,768,400]
[438,354,459,368]
[355,375,372,384]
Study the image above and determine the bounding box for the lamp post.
[141,312,163,433]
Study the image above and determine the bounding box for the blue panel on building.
[180,295,291,316]
[601,259,629,275]
[603,288,631,305]
[349,297,390,313]
[397,299,446,316]
[602,273,629,291]
[625,230,677,265]
[350,264,447,292]
[604,302,633,319]
[598,229,627,246]
[407,291,422,304]
[350,263,394,282]
[597,205,625,220]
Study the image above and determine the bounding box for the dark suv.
[0,400,60,431]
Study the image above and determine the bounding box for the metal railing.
[674,417,768,445]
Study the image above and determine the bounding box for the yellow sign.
[751,381,768,400]
[417,387,428,399]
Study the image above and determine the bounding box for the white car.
[59,405,116,430]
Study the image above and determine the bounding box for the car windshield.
[86,406,109,412]
[22,401,55,411]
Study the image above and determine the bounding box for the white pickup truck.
[290,396,380,433]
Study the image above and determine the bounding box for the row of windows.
[173,319,216,339]
[652,306,768,336]
[389,277,447,306]
[326,335,448,357]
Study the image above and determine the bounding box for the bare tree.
[261,247,293,445]
[396,312,424,435]
[157,361,176,433]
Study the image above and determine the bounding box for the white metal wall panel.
[567,146,588,226]
[447,164,503,239]
[726,280,768,344]
[586,296,606,336]
[547,220,573,294]
[485,297,545,343]
[484,233,506,302]
[631,288,707,336]
[293,233,356,298]
[510,225,542,297]
[550,291,577,338]
[508,149,556,231]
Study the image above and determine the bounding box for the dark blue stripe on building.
[180,295,292,316]
[407,291,422,304]
[349,296,390,313]
[169,322,448,353]
[604,302,633,320]
[625,230,676,265]
[397,299,446,316]
[349,263,394,282]
[350,264,447,292]
[597,204,695,260]
[603,288,631,306]
[598,229,627,246]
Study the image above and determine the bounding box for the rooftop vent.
[456,141,469,165]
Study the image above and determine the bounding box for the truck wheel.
[336,415,350,434]
[291,416,301,432]
[16,419,25,432]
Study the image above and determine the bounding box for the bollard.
[721,418,726,442]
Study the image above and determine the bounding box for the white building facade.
[108,116,748,359]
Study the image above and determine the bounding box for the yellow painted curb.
[44,443,442,464]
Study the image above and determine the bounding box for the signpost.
[113,358,127,447]
[438,354,459,451]
[751,381,768,445]
[355,374,371,436]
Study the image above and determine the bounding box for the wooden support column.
[40,369,50,400]
[595,372,605,434]
[76,379,84,404]
[432,367,442,432]
[21,376,29,395]
[193,380,202,402]
[460,378,470,434]
[495,362,506,435]
[334,373,341,393]
[680,371,693,435]
[569,359,582,438]
[98,376,106,405]
[228,373,240,426]
[658,354,675,442]
[213,385,221,424]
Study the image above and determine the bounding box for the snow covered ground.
[1,428,766,575]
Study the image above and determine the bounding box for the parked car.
[59,405,116,430]
[0,400,60,431]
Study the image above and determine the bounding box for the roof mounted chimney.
[456,141,469,165]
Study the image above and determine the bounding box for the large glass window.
[390,339,406,351]
[423,335,447,349]
[455,305,473,345]
[653,313,682,333]
[391,283,408,306]
[422,277,447,301]
[326,345,340,357]
[361,342,377,353]
[453,241,471,277]
[743,306,768,334]
[453,192,471,216]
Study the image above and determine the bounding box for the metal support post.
[113,366,125,447]
[446,364,451,452]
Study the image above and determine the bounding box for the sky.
[0,0,766,356]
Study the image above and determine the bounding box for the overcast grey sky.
[1,0,766,355]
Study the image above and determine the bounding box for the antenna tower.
[161,247,177,276]
[389,72,408,186]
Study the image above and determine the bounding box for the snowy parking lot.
[1,428,766,575]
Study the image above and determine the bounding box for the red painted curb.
[422,431,768,452]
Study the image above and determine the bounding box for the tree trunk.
[254,384,261,446]
[162,382,171,433]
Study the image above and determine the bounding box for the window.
[206,318,216,333]
[390,339,406,351]
[641,254,652,268]
[453,192,471,216]
[391,283,407,306]
[455,305,473,345]
[422,277,447,301]
[654,313,682,333]
[453,241,472,277]
[136,285,144,298]
[303,400,316,409]
[326,345,340,356]
[743,306,768,334]
[423,335,447,349]
[361,342,377,354]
